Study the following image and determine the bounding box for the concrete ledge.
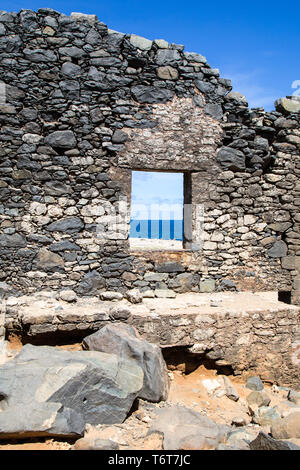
[3,291,300,388]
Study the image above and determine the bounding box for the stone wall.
[0,9,300,302]
[4,291,300,388]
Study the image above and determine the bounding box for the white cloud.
[131,171,183,208]
[223,68,277,110]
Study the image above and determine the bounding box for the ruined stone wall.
[0,9,300,302]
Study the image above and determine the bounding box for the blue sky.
[4,0,300,110]
[131,172,183,220]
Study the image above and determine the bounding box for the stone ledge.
[3,291,300,388]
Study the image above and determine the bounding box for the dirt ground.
[0,335,289,451]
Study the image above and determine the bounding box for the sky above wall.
[3,0,300,110]
[131,172,183,220]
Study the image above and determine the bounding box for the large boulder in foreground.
[149,405,227,450]
[0,344,144,439]
[83,323,169,402]
[0,402,84,439]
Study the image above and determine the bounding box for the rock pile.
[0,325,169,439]
[71,398,300,451]
[0,327,300,450]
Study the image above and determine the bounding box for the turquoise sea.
[130,219,183,240]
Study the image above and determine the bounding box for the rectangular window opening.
[129,170,189,251]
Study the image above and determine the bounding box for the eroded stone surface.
[83,322,169,402]
[150,404,227,450]
[3,291,300,388]
[0,344,144,438]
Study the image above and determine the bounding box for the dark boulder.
[131,85,174,104]
[246,376,264,391]
[83,323,169,402]
[0,233,26,248]
[44,130,76,149]
[46,217,84,233]
[216,146,246,172]
[76,270,105,295]
[267,240,288,258]
[0,344,144,438]
[250,432,300,450]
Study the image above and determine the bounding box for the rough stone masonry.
[0,8,300,388]
[0,9,300,303]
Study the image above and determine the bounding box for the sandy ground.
[0,335,286,451]
[0,439,73,451]
[0,365,236,451]
[1,289,299,451]
[0,364,284,450]
[168,367,261,424]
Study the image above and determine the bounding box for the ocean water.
[130,219,183,240]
